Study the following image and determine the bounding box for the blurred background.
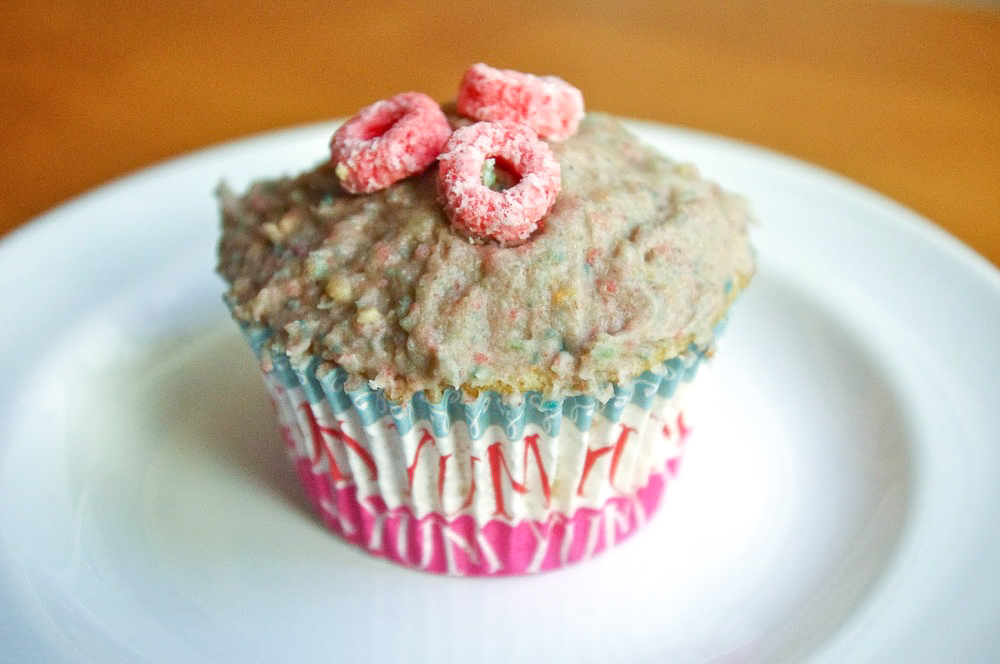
[2,1,998,265]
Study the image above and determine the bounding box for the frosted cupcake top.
[218,112,755,402]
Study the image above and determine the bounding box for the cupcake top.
[218,111,755,403]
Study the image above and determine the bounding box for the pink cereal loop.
[437,121,561,246]
[456,63,584,141]
[330,92,451,194]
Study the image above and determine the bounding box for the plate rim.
[1,119,999,663]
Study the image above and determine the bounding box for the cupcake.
[217,64,755,576]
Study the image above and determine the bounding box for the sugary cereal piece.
[456,63,584,140]
[330,92,451,194]
[437,121,560,246]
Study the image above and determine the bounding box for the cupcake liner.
[241,324,705,576]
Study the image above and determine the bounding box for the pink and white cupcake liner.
[242,324,704,576]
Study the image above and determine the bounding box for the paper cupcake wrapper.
[240,324,705,576]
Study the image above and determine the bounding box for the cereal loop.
[330,92,451,194]
[437,121,560,246]
[457,63,584,141]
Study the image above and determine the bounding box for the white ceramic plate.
[1,121,998,663]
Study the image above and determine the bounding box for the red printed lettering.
[575,424,636,496]
[662,412,691,441]
[488,434,551,519]
[406,429,438,488]
[299,402,377,482]
[406,428,479,514]
[677,412,690,440]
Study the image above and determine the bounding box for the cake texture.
[218,101,754,575]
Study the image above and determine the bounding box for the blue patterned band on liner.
[239,322,707,443]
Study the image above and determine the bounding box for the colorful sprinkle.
[325,276,353,303]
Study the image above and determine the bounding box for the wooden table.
[3,1,998,266]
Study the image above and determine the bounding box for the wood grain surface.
[2,1,998,265]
